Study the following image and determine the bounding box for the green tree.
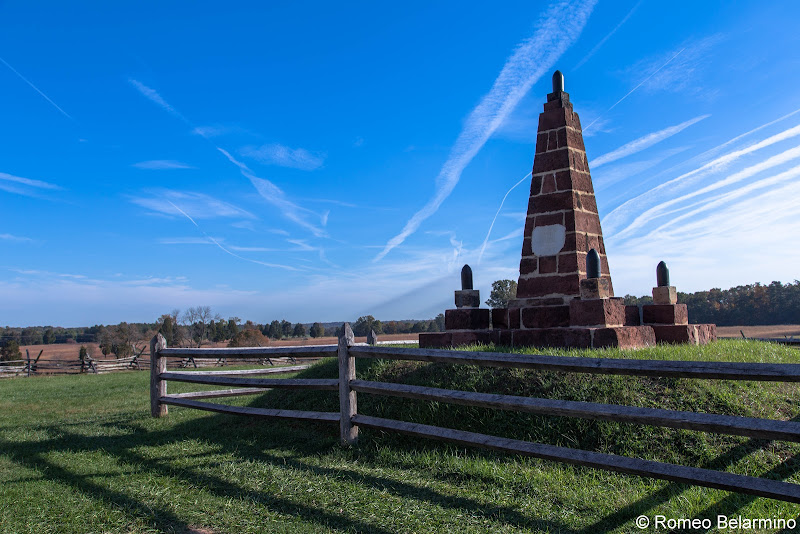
[226,318,240,340]
[310,322,325,338]
[20,328,42,346]
[486,279,518,308]
[410,321,426,333]
[281,320,292,338]
[268,320,282,340]
[0,340,22,361]
[78,345,88,361]
[353,316,382,337]
[293,323,307,338]
[434,313,445,332]
[42,328,56,344]
[158,314,176,346]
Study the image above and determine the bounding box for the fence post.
[338,323,358,445]
[26,349,30,378]
[150,333,168,417]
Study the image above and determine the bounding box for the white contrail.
[590,114,709,169]
[612,142,800,241]
[374,0,597,262]
[0,55,72,119]
[129,79,187,122]
[584,47,685,133]
[166,200,299,271]
[477,171,531,264]
[574,0,643,70]
[648,163,800,238]
[603,121,800,236]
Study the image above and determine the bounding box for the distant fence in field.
[0,339,416,378]
[150,325,800,504]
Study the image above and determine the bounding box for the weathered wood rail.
[149,326,800,503]
[0,359,28,378]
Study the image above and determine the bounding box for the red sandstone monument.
[420,71,716,349]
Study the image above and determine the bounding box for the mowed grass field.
[1,340,800,533]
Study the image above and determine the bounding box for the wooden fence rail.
[149,326,800,504]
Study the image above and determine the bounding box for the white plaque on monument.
[530,224,566,256]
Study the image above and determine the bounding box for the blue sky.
[2,1,800,327]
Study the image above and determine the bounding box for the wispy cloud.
[240,143,325,171]
[0,55,73,120]
[0,172,62,197]
[375,0,597,261]
[165,200,300,271]
[158,237,224,245]
[130,190,256,220]
[634,35,724,95]
[0,233,33,242]
[129,79,187,121]
[192,125,238,138]
[573,0,642,70]
[590,114,709,169]
[133,160,194,170]
[0,172,61,190]
[129,80,327,238]
[217,148,327,237]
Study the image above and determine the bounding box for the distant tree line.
[623,280,800,326]
[0,307,447,360]
[4,280,799,360]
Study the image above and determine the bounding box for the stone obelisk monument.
[419,71,716,349]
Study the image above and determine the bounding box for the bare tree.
[182,306,213,347]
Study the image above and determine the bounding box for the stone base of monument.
[650,324,717,345]
[419,324,658,349]
[419,300,716,350]
[419,322,717,349]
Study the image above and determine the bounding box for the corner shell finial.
[461,264,473,290]
[586,249,600,279]
[656,261,670,287]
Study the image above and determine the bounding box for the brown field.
[18,333,420,363]
[717,324,800,339]
[22,326,798,362]
[18,342,104,362]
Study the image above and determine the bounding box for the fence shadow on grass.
[0,411,579,533]
[576,417,800,533]
[4,404,800,533]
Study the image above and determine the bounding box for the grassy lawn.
[1,340,800,533]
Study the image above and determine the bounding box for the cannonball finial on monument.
[552,70,564,93]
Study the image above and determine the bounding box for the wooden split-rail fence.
[0,346,317,378]
[150,325,800,504]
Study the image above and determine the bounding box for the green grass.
[1,340,800,533]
